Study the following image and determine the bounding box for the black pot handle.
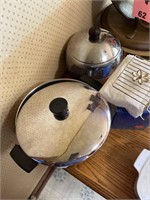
[80,74,103,91]
[10,145,38,173]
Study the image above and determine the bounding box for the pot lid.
[16,79,111,164]
[66,27,121,66]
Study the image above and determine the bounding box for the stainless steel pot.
[66,27,123,81]
[10,78,111,172]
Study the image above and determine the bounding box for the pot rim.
[72,48,122,67]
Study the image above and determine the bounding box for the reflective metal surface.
[66,28,122,80]
[15,79,111,167]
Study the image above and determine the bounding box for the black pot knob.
[49,97,69,120]
[89,27,100,43]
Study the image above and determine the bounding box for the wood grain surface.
[66,128,150,199]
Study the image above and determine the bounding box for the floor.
[37,168,106,200]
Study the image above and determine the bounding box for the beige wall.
[1,0,111,199]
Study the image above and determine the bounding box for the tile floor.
[37,168,106,200]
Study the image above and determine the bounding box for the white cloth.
[100,55,150,118]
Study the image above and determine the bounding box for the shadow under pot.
[10,78,111,172]
[66,26,123,81]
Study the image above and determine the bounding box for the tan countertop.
[66,128,149,199]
